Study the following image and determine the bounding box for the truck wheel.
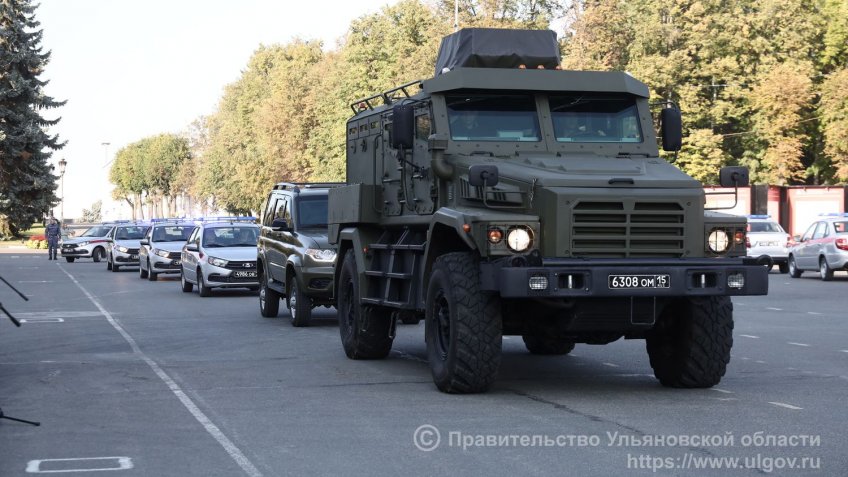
[288,280,312,327]
[139,261,149,279]
[522,336,575,355]
[92,247,103,262]
[819,257,833,281]
[646,296,733,388]
[788,255,801,278]
[426,252,502,393]
[778,262,789,274]
[259,269,280,317]
[337,250,393,359]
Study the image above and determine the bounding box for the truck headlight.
[207,256,228,267]
[707,229,730,253]
[118,246,129,253]
[506,227,533,252]
[155,249,170,258]
[306,249,337,262]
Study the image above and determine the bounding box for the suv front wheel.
[259,268,280,317]
[288,279,312,327]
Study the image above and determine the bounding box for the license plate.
[609,274,670,289]
[130,254,138,260]
[759,241,779,247]
[233,271,257,278]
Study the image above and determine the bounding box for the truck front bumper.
[481,257,769,298]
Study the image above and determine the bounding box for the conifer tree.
[0,0,65,236]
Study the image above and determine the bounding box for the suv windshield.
[297,196,328,228]
[115,226,147,240]
[80,225,112,237]
[152,225,194,242]
[446,94,540,142]
[551,94,642,143]
[203,226,258,248]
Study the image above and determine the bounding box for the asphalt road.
[1,252,846,476]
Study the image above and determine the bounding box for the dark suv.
[258,183,341,326]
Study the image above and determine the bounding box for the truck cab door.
[410,110,435,215]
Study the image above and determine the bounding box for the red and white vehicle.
[787,213,848,281]
[59,223,115,263]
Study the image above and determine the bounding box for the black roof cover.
[434,28,561,76]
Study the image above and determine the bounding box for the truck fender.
[423,210,478,285]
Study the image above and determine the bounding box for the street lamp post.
[58,158,67,225]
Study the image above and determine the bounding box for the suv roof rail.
[273,182,345,192]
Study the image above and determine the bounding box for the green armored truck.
[328,28,769,394]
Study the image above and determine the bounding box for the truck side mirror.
[719,166,750,187]
[391,104,414,149]
[660,108,682,152]
[468,164,499,187]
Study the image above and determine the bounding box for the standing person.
[45,217,61,260]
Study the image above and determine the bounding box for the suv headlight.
[118,246,129,253]
[207,256,228,267]
[506,226,533,252]
[154,249,170,258]
[306,249,337,262]
[707,229,730,253]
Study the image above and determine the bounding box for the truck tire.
[522,336,575,355]
[425,252,502,393]
[337,250,393,359]
[288,280,312,327]
[646,296,733,388]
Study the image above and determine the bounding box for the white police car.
[179,218,259,297]
[139,219,196,281]
[60,223,114,263]
[106,222,150,272]
[746,215,790,273]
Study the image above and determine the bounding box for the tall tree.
[0,0,65,237]
[819,69,848,182]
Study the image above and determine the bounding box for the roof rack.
[349,80,424,114]
[273,182,344,192]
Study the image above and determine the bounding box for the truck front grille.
[571,201,685,258]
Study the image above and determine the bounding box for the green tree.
[109,142,146,220]
[0,0,65,237]
[81,199,102,223]
[819,69,848,182]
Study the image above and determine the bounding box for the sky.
[35,0,403,219]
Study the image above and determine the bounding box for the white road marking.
[602,362,619,368]
[765,307,783,311]
[787,342,810,347]
[25,456,133,473]
[839,350,848,353]
[768,402,803,410]
[612,373,654,378]
[715,397,737,402]
[15,312,102,319]
[58,266,263,477]
[20,318,65,323]
[18,280,54,283]
[739,334,759,339]
[807,312,822,316]
[711,388,733,394]
[741,357,751,360]
[755,360,766,364]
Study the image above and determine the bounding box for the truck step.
[368,243,425,252]
[361,297,412,308]
[365,271,413,279]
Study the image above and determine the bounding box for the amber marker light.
[462,224,472,233]
[487,228,504,244]
[734,230,745,245]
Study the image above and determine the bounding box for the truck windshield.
[550,94,642,143]
[446,94,540,142]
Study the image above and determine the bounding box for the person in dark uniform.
[45,217,61,260]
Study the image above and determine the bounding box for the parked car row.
[745,213,848,281]
[57,183,342,327]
